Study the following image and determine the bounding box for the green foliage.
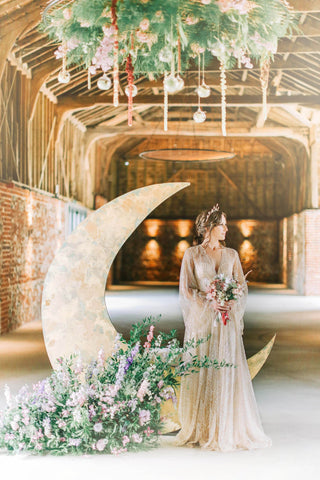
[40,0,297,77]
[0,316,234,455]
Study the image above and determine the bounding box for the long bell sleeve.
[179,248,210,336]
[231,250,248,335]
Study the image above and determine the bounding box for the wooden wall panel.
[0,61,93,208]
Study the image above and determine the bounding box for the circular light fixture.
[139,149,235,162]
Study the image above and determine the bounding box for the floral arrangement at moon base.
[0,317,234,455]
[206,273,246,326]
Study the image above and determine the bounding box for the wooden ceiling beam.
[278,37,320,54]
[290,0,320,12]
[58,94,320,109]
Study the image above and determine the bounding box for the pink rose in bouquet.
[206,274,245,325]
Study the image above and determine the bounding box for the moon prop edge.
[42,182,190,367]
[161,334,276,434]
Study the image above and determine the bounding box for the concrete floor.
[0,285,320,480]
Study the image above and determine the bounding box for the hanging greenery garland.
[41,0,297,134]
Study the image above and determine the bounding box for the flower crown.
[205,203,219,222]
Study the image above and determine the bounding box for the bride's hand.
[211,300,235,312]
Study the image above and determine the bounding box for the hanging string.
[202,52,205,84]
[177,33,181,75]
[164,71,168,132]
[198,53,201,110]
[87,69,91,89]
[170,16,175,77]
[260,58,270,121]
[62,50,67,74]
[220,61,227,136]
[111,0,119,107]
[125,54,134,127]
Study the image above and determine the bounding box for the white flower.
[93,422,103,433]
[4,385,12,407]
[10,421,19,431]
[73,408,82,423]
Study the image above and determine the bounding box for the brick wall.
[116,218,281,284]
[0,182,66,335]
[283,209,320,295]
[304,209,320,295]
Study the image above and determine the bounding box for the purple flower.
[124,342,140,373]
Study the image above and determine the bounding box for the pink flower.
[137,379,149,402]
[10,421,19,431]
[63,8,72,20]
[108,384,120,397]
[144,426,154,437]
[96,438,107,451]
[111,447,127,455]
[157,380,164,389]
[185,15,199,25]
[147,325,154,343]
[80,21,91,28]
[122,435,130,446]
[97,348,105,367]
[139,18,150,31]
[132,433,142,444]
[58,420,66,429]
[139,409,151,426]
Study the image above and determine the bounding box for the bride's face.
[209,215,228,242]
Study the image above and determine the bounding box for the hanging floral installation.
[42,0,296,135]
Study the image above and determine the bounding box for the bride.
[175,204,271,451]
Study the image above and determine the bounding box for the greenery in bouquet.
[206,273,246,325]
[0,317,234,455]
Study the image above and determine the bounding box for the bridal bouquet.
[206,274,245,326]
[0,317,233,456]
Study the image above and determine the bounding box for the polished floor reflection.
[0,285,320,480]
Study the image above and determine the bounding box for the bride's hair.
[193,207,226,245]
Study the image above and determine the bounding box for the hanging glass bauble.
[193,107,206,123]
[175,75,184,92]
[164,74,183,94]
[97,74,112,90]
[58,69,71,84]
[125,84,138,97]
[196,82,211,98]
[159,46,172,63]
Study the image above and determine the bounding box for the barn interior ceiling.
[1,0,320,217]
[2,0,320,130]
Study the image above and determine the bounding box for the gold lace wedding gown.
[175,245,271,451]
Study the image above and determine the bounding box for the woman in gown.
[175,205,271,452]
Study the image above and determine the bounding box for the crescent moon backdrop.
[42,182,190,367]
[41,181,275,433]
